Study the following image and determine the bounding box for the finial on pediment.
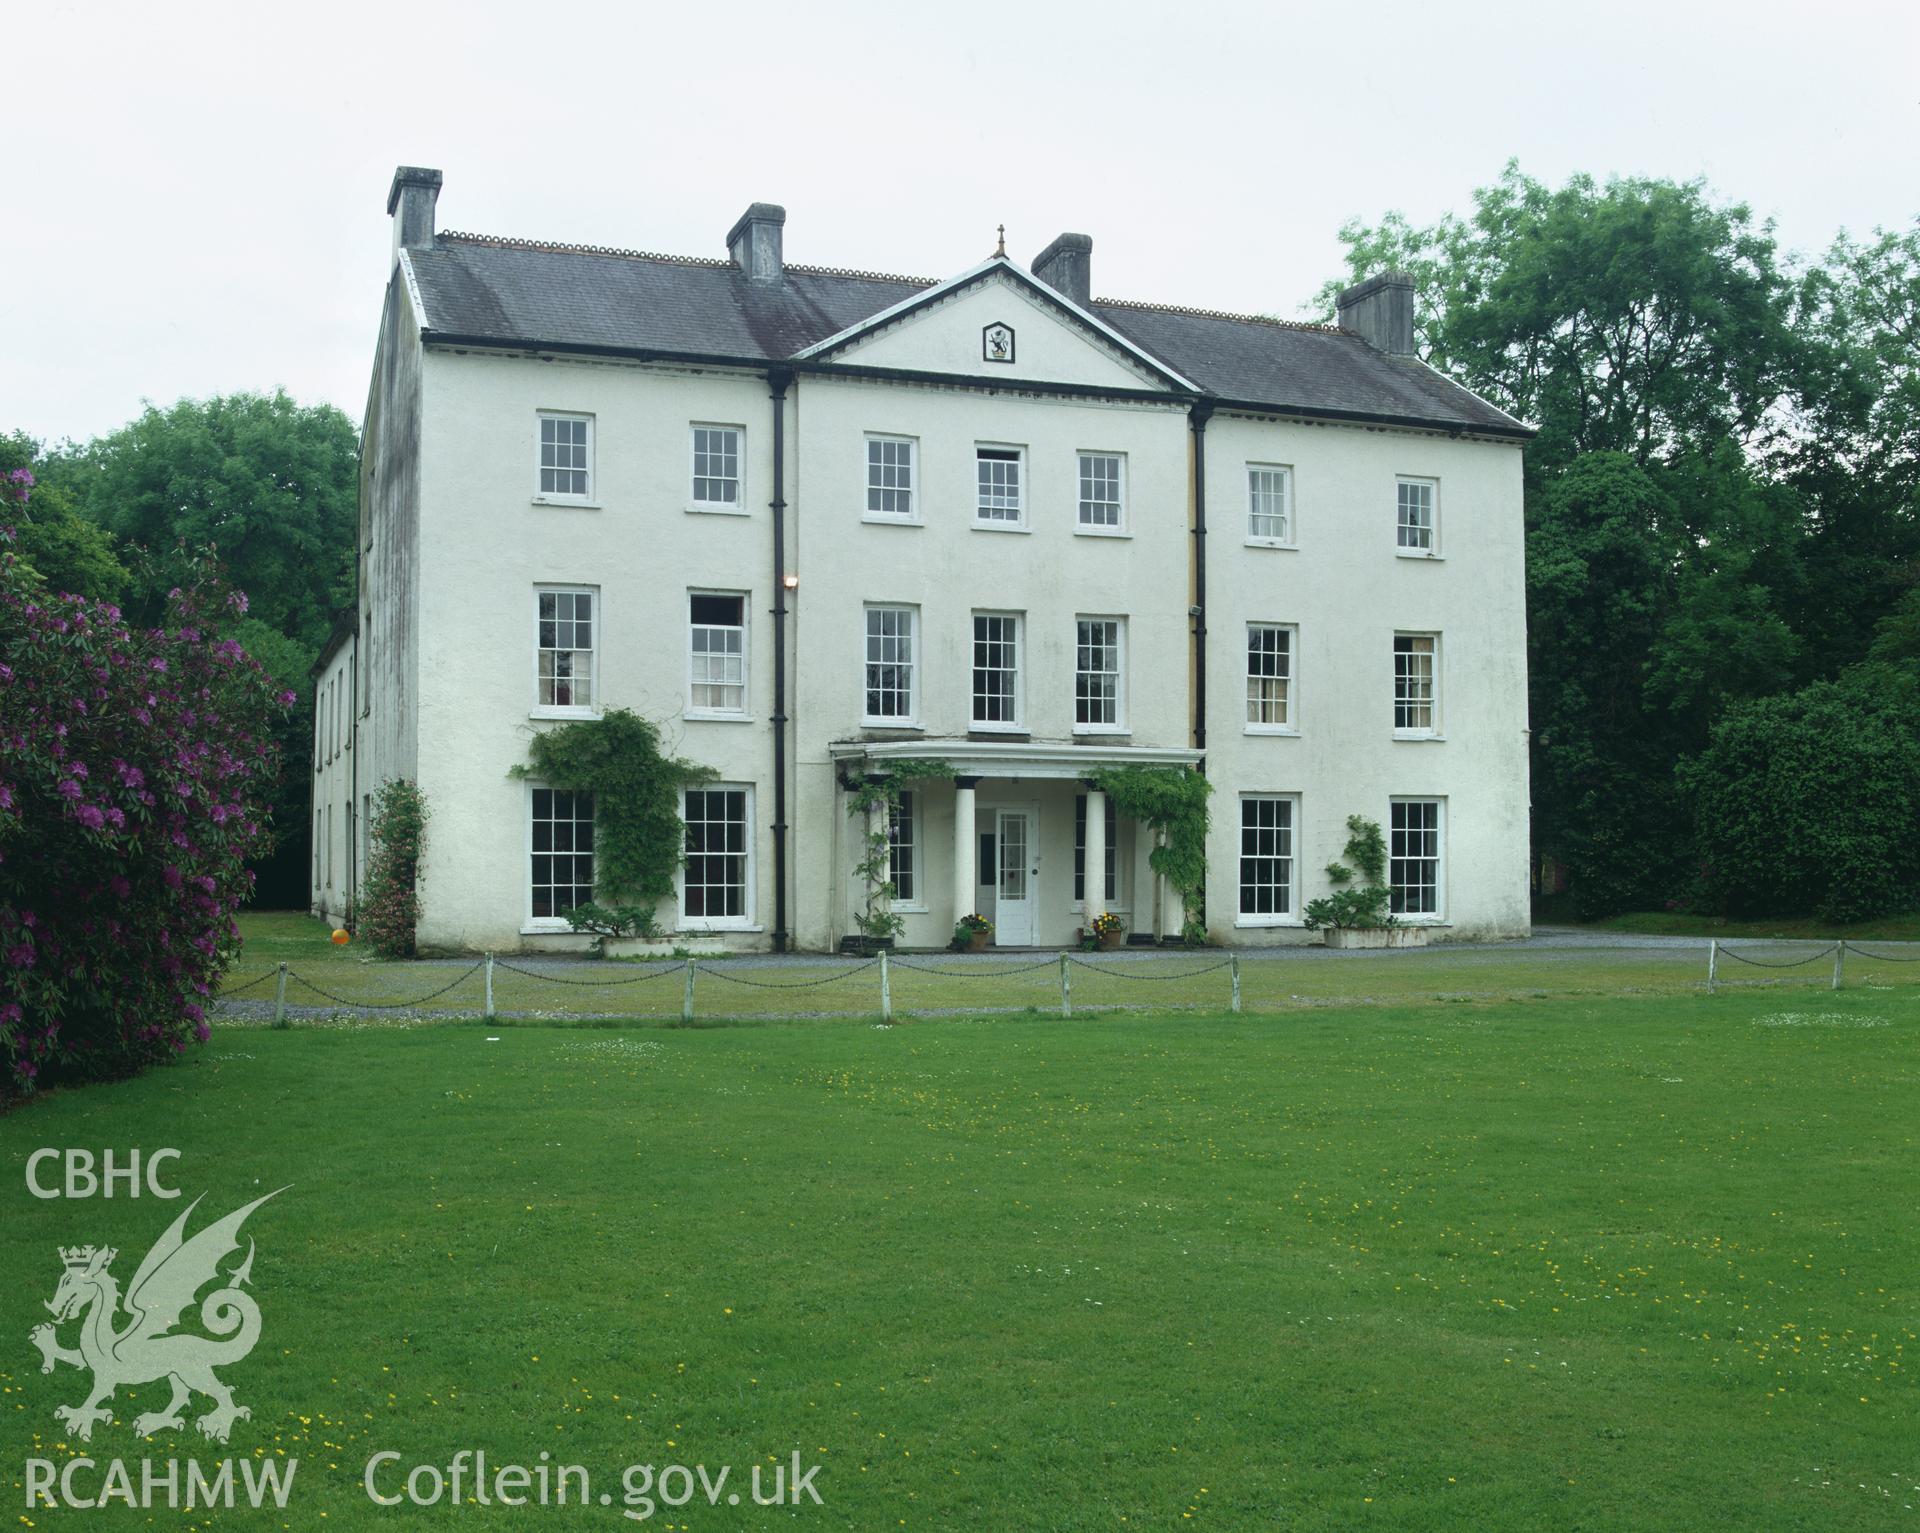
[995,223,1006,258]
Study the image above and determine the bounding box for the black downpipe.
[1189,401,1214,754]
[768,369,794,952]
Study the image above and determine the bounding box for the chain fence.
[210,934,1920,1024]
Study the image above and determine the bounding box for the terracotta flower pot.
[967,931,989,953]
[1098,929,1123,950]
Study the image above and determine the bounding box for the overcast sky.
[6,0,1915,445]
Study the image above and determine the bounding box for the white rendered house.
[312,167,1532,952]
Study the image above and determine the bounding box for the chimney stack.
[387,166,443,265]
[1031,233,1093,307]
[727,203,787,283]
[1335,272,1416,356]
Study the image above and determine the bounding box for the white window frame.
[686,589,750,720]
[1247,463,1295,548]
[532,584,599,719]
[862,604,920,727]
[1393,631,1441,738]
[1389,797,1446,921]
[524,781,597,933]
[1236,793,1301,927]
[888,790,925,912]
[679,783,757,931]
[864,434,919,523]
[973,443,1027,530]
[534,412,596,505]
[1245,622,1299,735]
[970,611,1024,730]
[1396,475,1439,557]
[1075,451,1128,536]
[688,423,747,515]
[1073,615,1128,735]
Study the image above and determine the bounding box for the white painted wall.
[310,641,355,924]
[789,372,1191,950]
[1201,413,1530,941]
[354,282,1529,953]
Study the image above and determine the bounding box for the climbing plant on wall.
[843,760,955,947]
[510,709,715,940]
[1087,765,1214,944]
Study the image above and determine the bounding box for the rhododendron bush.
[0,531,291,1096]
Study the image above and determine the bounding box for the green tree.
[62,391,358,646]
[1312,164,1803,475]
[55,393,360,905]
[1680,668,1920,921]
[0,431,128,603]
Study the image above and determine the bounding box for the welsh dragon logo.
[29,1189,284,1443]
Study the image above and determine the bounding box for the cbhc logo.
[25,1149,182,1199]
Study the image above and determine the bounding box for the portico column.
[1084,784,1108,924]
[952,777,980,923]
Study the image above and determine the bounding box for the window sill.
[894,903,930,915]
[1393,917,1450,927]
[684,711,754,724]
[1246,538,1298,551]
[677,922,763,935]
[521,922,588,937]
[861,720,924,733]
[1070,903,1133,916]
[862,513,922,528]
[1244,726,1300,738]
[1395,549,1442,560]
[969,724,1028,737]
[1235,916,1305,929]
[1073,727,1130,738]
[687,503,750,517]
[530,706,601,722]
[1074,526,1130,539]
[1392,731,1446,742]
[972,521,1030,534]
[532,496,602,510]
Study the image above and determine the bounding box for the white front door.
[994,808,1036,946]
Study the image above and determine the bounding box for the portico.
[830,740,1201,949]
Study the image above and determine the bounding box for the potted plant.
[953,913,993,952]
[1303,816,1428,949]
[1088,910,1125,950]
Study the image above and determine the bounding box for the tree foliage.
[1317,168,1920,919]
[1312,163,1803,474]
[1680,669,1920,922]
[44,393,361,901]
[0,538,290,1097]
[0,432,128,604]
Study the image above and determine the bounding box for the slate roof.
[407,233,1529,438]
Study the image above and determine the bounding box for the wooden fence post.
[484,952,496,1021]
[1707,940,1717,995]
[1060,952,1072,1019]
[272,963,289,1028]
[1833,941,1845,992]
[683,961,696,1023]
[1230,954,1242,1014]
[879,948,892,1022]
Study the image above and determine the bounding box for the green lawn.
[214,912,1920,1021]
[1532,896,1920,944]
[4,989,1916,1529]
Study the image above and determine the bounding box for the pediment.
[796,262,1188,394]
